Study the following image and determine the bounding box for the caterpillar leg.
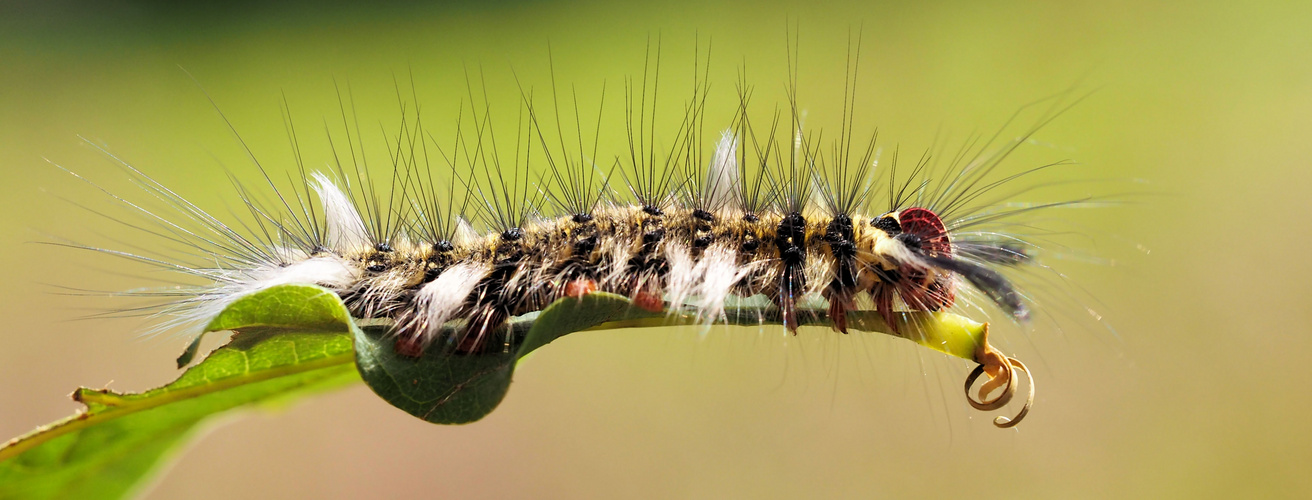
[872,284,898,334]
[823,287,856,334]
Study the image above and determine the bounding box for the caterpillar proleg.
[46,36,1099,429]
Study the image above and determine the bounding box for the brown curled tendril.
[966,329,1035,428]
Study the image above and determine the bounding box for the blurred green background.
[3,0,1310,498]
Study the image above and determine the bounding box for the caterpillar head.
[888,207,952,259]
[871,207,1031,322]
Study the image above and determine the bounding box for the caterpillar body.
[51,41,1090,428]
[308,164,1020,356]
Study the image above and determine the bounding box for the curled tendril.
[966,331,1035,428]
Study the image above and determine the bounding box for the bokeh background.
[3,0,1311,498]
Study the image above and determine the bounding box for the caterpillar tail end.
[964,328,1035,428]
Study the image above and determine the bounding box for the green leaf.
[354,292,989,424]
[0,285,360,500]
[0,285,993,498]
[353,292,660,424]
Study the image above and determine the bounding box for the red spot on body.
[634,290,665,312]
[394,334,425,358]
[455,332,484,353]
[564,279,598,298]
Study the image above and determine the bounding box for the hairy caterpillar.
[48,37,1092,428]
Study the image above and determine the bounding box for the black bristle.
[895,232,922,250]
[871,215,901,235]
[924,255,1030,321]
[574,235,598,255]
[642,228,665,246]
